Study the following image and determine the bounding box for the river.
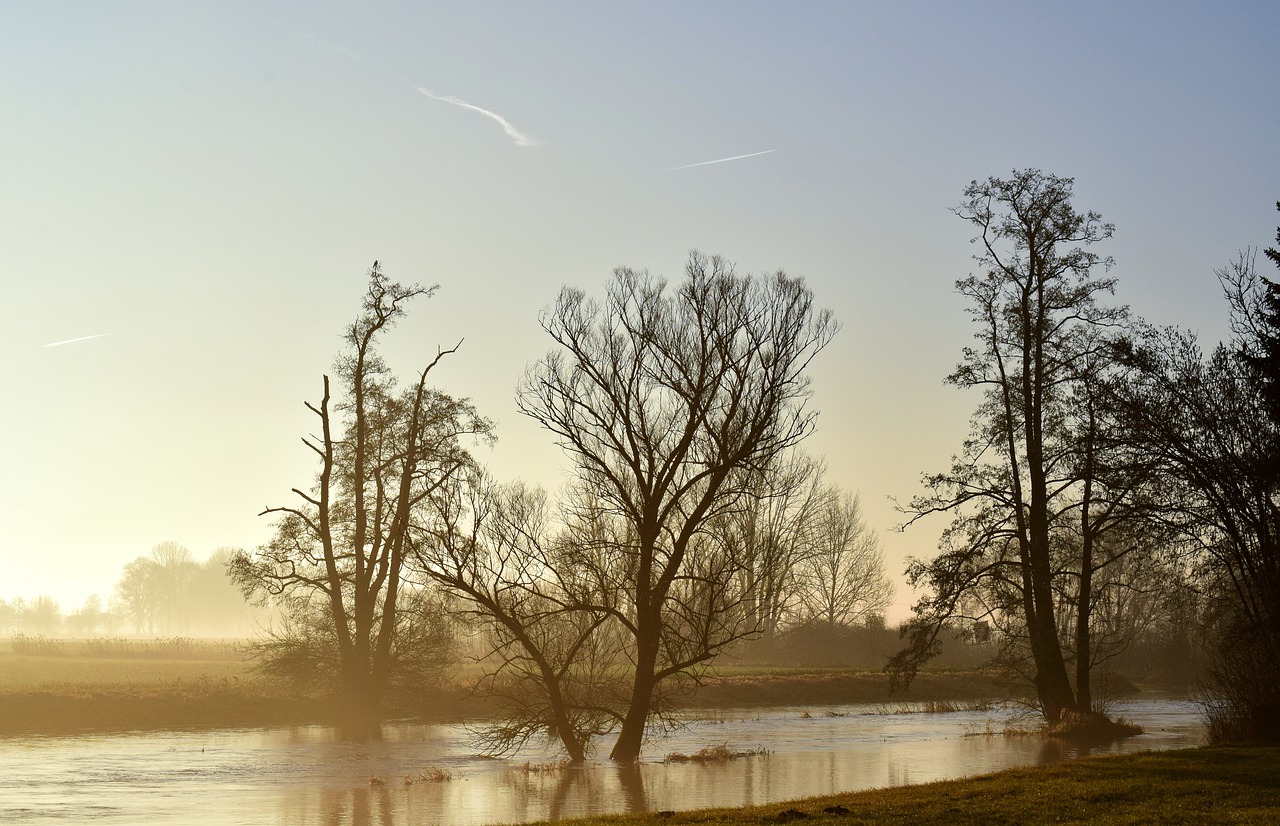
[0,698,1203,825]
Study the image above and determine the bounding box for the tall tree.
[150,541,198,633]
[112,557,160,634]
[231,263,490,718]
[1238,202,1280,419]
[25,595,61,635]
[895,171,1125,722]
[519,253,836,761]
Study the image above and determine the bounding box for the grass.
[1045,709,1145,741]
[861,699,998,716]
[960,708,1145,742]
[523,747,1280,825]
[8,634,244,659]
[521,759,576,773]
[0,636,314,735]
[405,767,453,783]
[0,636,251,689]
[664,744,770,763]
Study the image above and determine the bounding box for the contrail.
[416,88,539,147]
[281,23,539,148]
[664,149,775,172]
[42,333,108,348]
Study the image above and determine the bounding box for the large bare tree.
[895,171,1127,723]
[231,263,490,718]
[518,252,837,761]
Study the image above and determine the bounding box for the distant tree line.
[1,541,259,637]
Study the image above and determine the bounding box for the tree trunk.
[1027,457,1077,720]
[1076,462,1096,713]
[610,679,653,762]
[610,629,659,762]
[1027,541,1077,720]
[1076,554,1093,712]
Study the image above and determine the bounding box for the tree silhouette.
[518,252,836,760]
[895,170,1130,723]
[231,263,489,718]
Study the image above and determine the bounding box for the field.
[0,637,1013,736]
[1,636,251,686]
[0,637,326,734]
[526,747,1280,825]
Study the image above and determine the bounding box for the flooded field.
[0,699,1203,825]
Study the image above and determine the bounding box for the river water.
[0,699,1203,825]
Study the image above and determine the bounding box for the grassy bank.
[0,638,1012,736]
[528,747,1279,825]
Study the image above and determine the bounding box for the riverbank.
[0,639,1014,735]
[527,747,1279,825]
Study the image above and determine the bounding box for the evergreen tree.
[1243,202,1280,418]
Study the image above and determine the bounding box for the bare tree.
[794,487,892,629]
[24,595,61,635]
[894,171,1127,723]
[518,253,837,761]
[67,595,105,637]
[719,451,828,638]
[0,600,17,633]
[412,471,619,761]
[230,263,490,718]
[112,557,161,634]
[149,541,198,633]
[1109,253,1280,741]
[184,549,259,636]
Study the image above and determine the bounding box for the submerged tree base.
[1045,709,1144,741]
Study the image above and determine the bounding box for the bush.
[1200,613,1280,744]
[247,589,456,711]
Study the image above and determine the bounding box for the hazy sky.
[2,2,1278,620]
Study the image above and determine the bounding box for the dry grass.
[404,767,453,784]
[962,709,1142,741]
[0,636,252,692]
[520,759,575,773]
[7,635,243,660]
[872,699,998,715]
[664,744,769,763]
[0,653,253,691]
[1046,709,1145,740]
[0,638,316,735]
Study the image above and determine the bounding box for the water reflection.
[0,700,1204,825]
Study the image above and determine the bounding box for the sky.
[2,1,1278,621]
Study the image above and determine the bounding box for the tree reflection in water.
[0,701,1203,826]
